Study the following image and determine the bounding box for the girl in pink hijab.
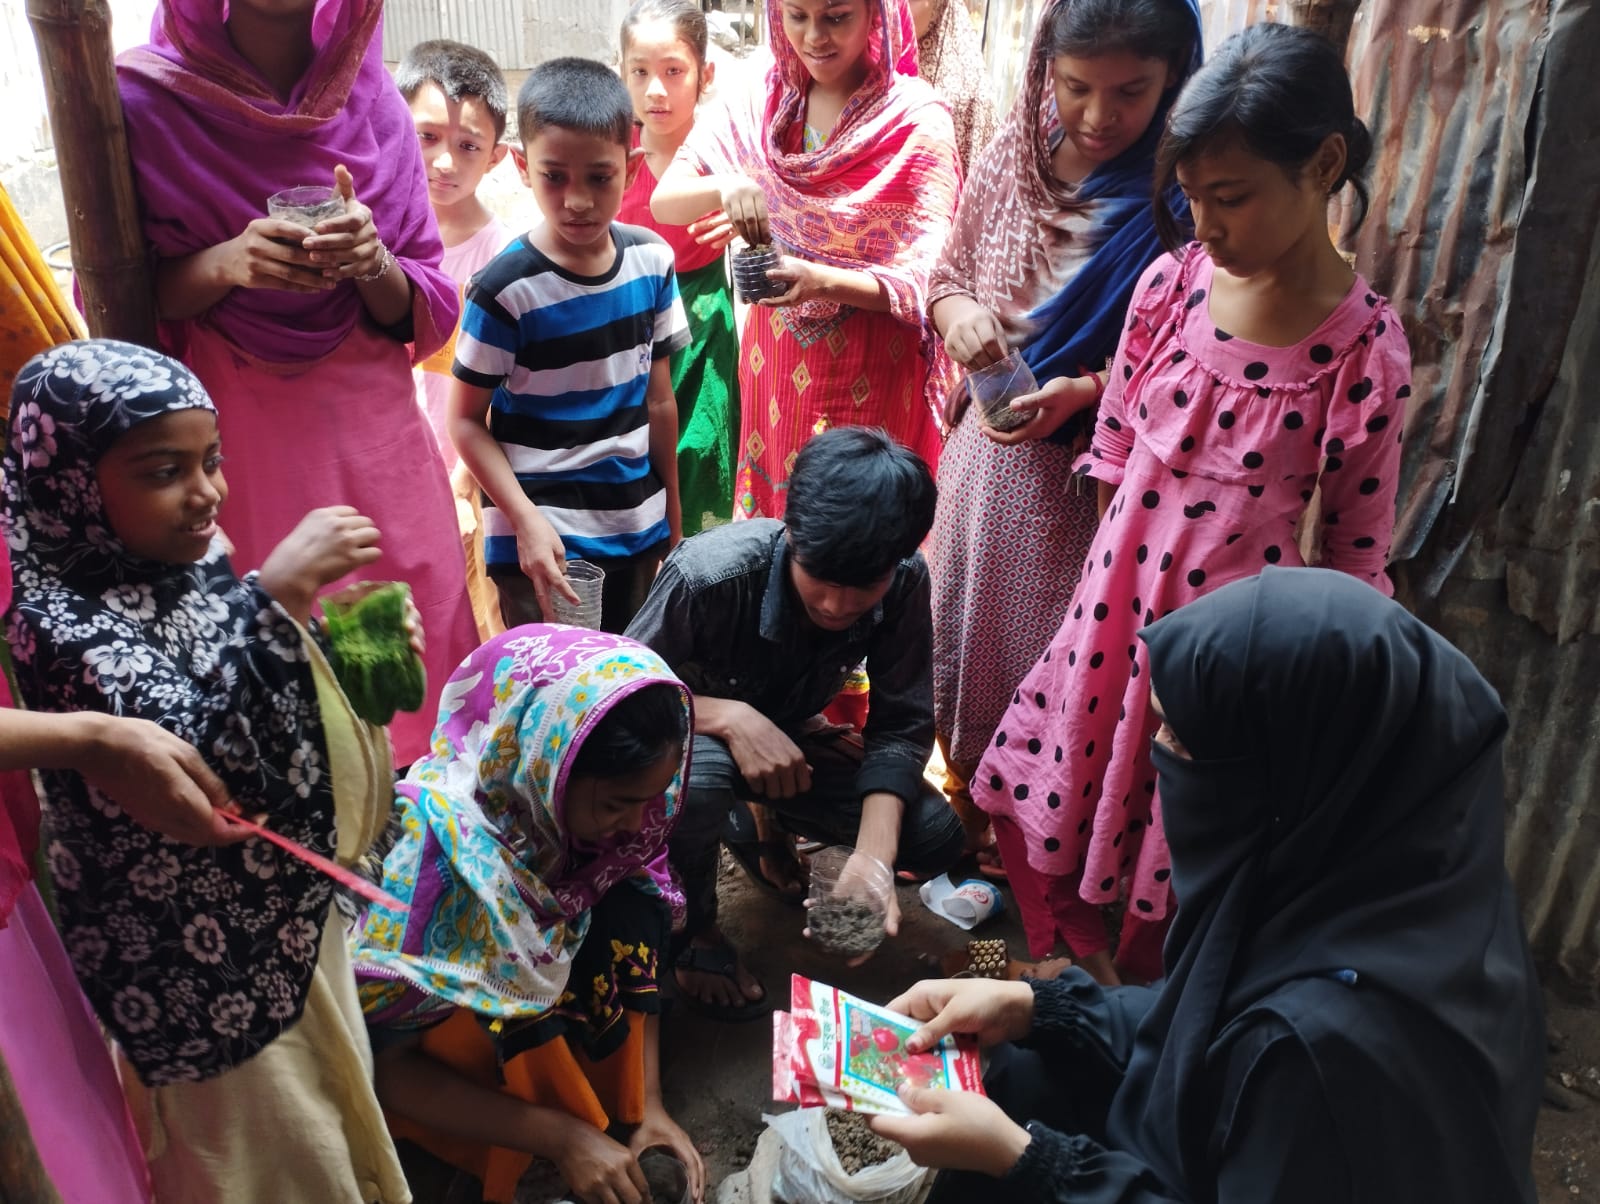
[117,0,477,765]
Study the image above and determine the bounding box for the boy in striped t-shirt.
[450,57,689,633]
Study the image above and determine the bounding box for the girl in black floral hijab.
[4,339,409,1202]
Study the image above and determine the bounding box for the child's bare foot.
[672,929,768,1021]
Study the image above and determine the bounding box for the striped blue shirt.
[454,224,690,565]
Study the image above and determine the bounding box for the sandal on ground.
[973,844,1008,882]
[671,941,772,1023]
[725,837,809,907]
[921,939,1073,982]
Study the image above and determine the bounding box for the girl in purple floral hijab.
[354,626,706,1204]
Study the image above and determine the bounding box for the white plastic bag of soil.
[764,1110,932,1204]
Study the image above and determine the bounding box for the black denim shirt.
[624,520,934,806]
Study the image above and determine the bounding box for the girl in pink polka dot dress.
[971,23,1412,985]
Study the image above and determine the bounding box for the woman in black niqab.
[883,567,1543,1203]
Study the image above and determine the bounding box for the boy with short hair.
[397,38,513,637]
[626,427,965,1017]
[449,57,688,633]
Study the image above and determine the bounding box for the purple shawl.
[116,0,457,365]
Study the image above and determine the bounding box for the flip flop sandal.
[671,942,772,1023]
[725,838,809,908]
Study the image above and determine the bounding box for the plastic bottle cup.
[637,1149,690,1204]
[807,846,894,958]
[267,184,345,231]
[732,243,786,303]
[967,349,1038,432]
[546,559,605,629]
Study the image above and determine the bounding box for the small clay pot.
[733,244,785,303]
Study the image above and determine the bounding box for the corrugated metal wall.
[382,0,525,67]
[1354,0,1600,992]
[381,0,635,69]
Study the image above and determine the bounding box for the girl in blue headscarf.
[924,0,1200,919]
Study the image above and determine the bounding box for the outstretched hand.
[258,505,383,623]
[981,375,1102,445]
[883,977,1036,1053]
[79,715,249,847]
[869,1086,1032,1176]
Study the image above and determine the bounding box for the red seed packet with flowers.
[772,974,986,1115]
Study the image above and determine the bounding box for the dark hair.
[395,39,509,141]
[569,682,687,779]
[1042,0,1195,73]
[517,57,635,148]
[785,427,936,587]
[620,0,710,76]
[1153,23,1374,251]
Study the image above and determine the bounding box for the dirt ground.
[393,854,1599,1202]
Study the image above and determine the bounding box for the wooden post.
[26,0,158,348]
[1289,0,1362,58]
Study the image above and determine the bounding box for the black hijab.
[1113,566,1541,1197]
[4,340,337,1085]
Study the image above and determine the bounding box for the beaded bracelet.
[355,244,395,283]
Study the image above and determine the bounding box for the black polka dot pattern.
[975,267,1403,924]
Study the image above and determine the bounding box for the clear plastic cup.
[266,184,344,230]
[807,846,893,958]
[967,349,1038,432]
[546,559,605,629]
[732,243,785,303]
[637,1149,690,1204]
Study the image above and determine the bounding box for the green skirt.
[671,257,740,535]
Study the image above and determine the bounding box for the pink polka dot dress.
[971,246,1412,957]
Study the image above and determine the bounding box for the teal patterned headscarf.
[352,625,689,1026]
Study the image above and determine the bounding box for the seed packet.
[772,975,986,1116]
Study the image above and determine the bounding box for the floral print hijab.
[353,626,689,1028]
[3,339,336,1086]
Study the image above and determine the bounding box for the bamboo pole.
[25,0,157,348]
[1289,0,1363,58]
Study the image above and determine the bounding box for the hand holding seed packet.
[773,976,986,1116]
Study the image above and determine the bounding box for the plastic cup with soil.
[967,349,1039,432]
[636,1148,690,1204]
[806,846,894,958]
[266,184,345,256]
[732,243,786,303]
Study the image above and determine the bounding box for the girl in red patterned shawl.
[651,0,961,518]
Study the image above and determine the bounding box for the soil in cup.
[639,1152,689,1204]
[825,1109,902,1175]
[980,401,1032,432]
[809,896,883,956]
